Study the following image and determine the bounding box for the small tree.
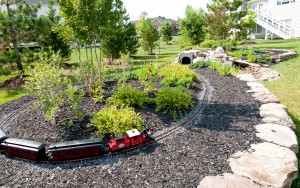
[160,22,173,44]
[136,12,159,55]
[179,5,207,46]
[25,53,83,124]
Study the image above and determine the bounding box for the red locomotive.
[0,128,154,162]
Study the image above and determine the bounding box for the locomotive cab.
[126,129,146,147]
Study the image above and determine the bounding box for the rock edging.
[198,72,298,188]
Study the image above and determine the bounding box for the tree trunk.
[89,43,94,84]
[94,40,102,85]
[6,3,23,72]
[77,43,88,90]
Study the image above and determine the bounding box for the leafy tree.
[238,11,256,41]
[39,0,71,58]
[123,21,140,57]
[160,22,173,44]
[136,12,159,55]
[0,0,51,71]
[179,5,207,46]
[206,0,252,45]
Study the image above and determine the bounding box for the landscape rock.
[260,103,287,112]
[255,123,298,153]
[223,61,233,67]
[216,47,225,54]
[229,142,298,188]
[236,74,257,82]
[245,67,281,82]
[197,173,261,188]
[260,106,295,130]
[193,57,205,63]
[234,60,260,68]
[246,82,269,93]
[252,90,280,104]
[262,116,295,130]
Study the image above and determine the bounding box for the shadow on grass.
[289,112,300,188]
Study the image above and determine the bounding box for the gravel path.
[0,68,262,187]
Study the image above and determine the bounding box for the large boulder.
[255,123,298,153]
[198,173,261,188]
[252,90,280,104]
[216,47,225,54]
[229,142,298,188]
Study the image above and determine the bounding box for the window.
[277,0,296,5]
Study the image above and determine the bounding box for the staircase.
[253,9,295,39]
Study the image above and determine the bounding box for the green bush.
[25,59,83,124]
[210,61,222,70]
[0,64,15,75]
[200,39,218,49]
[155,87,194,120]
[158,63,199,88]
[232,50,243,59]
[210,61,241,76]
[190,60,212,69]
[91,105,144,136]
[247,53,256,63]
[108,84,149,108]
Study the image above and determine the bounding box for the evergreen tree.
[206,0,253,45]
[179,5,207,46]
[39,0,71,58]
[160,22,173,44]
[136,12,159,55]
[0,0,51,71]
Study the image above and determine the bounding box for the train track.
[0,75,211,164]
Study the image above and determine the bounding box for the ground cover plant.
[155,86,194,120]
[210,61,241,76]
[91,105,144,136]
[158,63,199,88]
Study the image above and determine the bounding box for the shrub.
[200,39,218,49]
[155,87,194,120]
[233,50,243,59]
[210,61,241,76]
[0,64,15,75]
[91,105,144,136]
[210,61,222,70]
[247,53,256,63]
[108,84,149,108]
[190,60,212,69]
[25,60,83,124]
[158,63,199,88]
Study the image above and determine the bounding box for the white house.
[249,0,300,39]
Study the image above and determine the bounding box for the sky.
[122,0,210,21]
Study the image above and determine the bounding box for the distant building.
[133,17,179,36]
[245,0,300,39]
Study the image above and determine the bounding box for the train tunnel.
[181,56,191,64]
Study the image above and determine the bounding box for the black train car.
[48,138,104,161]
[0,138,46,161]
[0,128,8,144]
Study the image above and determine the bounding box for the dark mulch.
[0,76,25,89]
[0,68,262,188]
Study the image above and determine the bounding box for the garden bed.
[0,67,262,187]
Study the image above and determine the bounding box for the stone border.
[198,72,298,188]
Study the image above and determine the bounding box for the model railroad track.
[0,101,34,130]
[0,75,211,164]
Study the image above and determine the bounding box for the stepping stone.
[252,90,280,104]
[236,74,257,82]
[246,82,269,93]
[260,106,295,130]
[262,116,295,130]
[255,123,298,153]
[260,103,287,112]
[229,142,297,188]
[197,173,261,188]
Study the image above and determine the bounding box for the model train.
[0,127,154,162]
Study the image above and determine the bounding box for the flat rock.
[246,82,269,93]
[197,173,261,188]
[262,116,295,130]
[234,60,260,68]
[229,142,298,188]
[260,103,287,112]
[236,74,257,82]
[255,123,298,153]
[252,90,280,104]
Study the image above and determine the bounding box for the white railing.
[253,9,295,39]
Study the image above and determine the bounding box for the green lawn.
[251,38,300,188]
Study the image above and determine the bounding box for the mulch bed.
[0,68,262,187]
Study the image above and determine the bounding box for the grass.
[0,87,27,105]
[250,38,300,188]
